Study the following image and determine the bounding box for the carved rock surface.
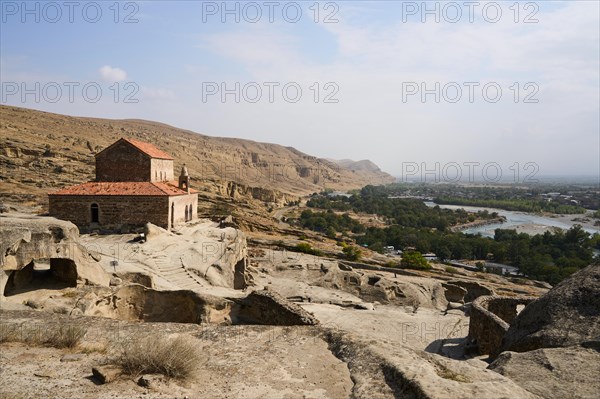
[501,264,600,353]
[489,346,600,399]
[1,213,110,298]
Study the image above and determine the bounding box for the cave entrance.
[3,258,78,296]
[368,276,381,286]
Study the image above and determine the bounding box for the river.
[424,201,600,238]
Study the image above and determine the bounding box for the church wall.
[49,195,170,231]
[150,158,175,182]
[169,194,199,229]
[95,141,151,182]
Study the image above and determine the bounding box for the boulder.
[92,365,122,384]
[488,346,600,399]
[143,222,171,240]
[501,264,600,353]
[234,290,319,325]
[137,374,165,389]
[109,276,123,286]
[447,280,494,302]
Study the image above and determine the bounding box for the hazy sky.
[1,1,599,179]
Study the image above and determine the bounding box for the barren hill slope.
[332,159,386,173]
[0,106,394,205]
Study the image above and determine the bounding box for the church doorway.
[91,203,99,223]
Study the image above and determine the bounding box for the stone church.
[49,138,198,231]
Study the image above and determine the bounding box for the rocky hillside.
[331,159,386,174]
[0,106,394,206]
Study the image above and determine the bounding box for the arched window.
[184,205,189,222]
[189,205,193,220]
[155,171,158,180]
[91,203,99,223]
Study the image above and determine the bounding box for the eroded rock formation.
[500,264,600,353]
[468,295,535,357]
[232,289,319,326]
[488,346,600,399]
[82,284,232,324]
[483,265,600,399]
[0,214,110,298]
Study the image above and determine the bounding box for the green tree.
[401,251,431,270]
[325,226,337,239]
[436,246,451,262]
[343,245,362,261]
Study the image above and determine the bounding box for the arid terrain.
[5,210,596,399]
[1,107,599,399]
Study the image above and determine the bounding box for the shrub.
[294,243,322,256]
[46,325,87,348]
[445,266,458,274]
[400,251,431,270]
[0,323,86,349]
[114,334,203,380]
[342,245,362,261]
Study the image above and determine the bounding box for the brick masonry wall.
[95,141,151,182]
[150,158,174,182]
[49,195,169,230]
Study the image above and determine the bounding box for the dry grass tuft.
[0,323,86,349]
[114,334,203,380]
[444,266,458,274]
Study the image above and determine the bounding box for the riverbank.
[451,216,506,233]
[546,211,600,233]
[510,224,564,236]
[426,202,599,237]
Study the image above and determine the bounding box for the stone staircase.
[151,254,206,290]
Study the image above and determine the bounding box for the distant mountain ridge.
[0,106,394,204]
[330,159,386,174]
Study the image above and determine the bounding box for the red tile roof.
[49,181,198,196]
[95,138,174,160]
[124,138,174,160]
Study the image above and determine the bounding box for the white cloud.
[4,2,597,177]
[196,26,303,73]
[99,65,127,82]
[182,1,598,176]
